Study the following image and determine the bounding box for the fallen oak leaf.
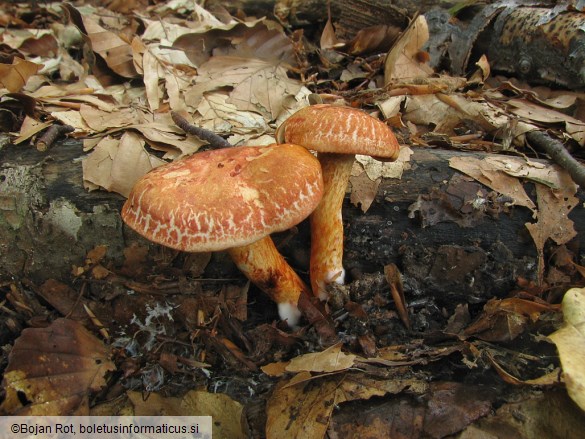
[0,57,42,92]
[266,375,341,439]
[63,4,138,79]
[0,318,115,415]
[127,390,245,439]
[464,298,560,342]
[486,351,561,386]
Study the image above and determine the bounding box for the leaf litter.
[0,1,584,437]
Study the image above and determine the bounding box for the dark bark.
[2,141,582,308]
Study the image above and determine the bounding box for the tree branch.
[526,130,585,189]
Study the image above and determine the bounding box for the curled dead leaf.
[0,319,115,415]
[0,58,42,92]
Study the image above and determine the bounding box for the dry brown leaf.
[525,172,578,282]
[349,148,411,213]
[508,98,585,145]
[525,176,577,244]
[286,343,356,374]
[404,94,496,135]
[469,54,491,85]
[336,374,427,404]
[50,109,91,133]
[79,105,140,132]
[1,28,52,51]
[15,117,52,144]
[153,0,229,30]
[72,10,138,78]
[377,95,404,119]
[267,372,428,439]
[384,15,433,83]
[548,287,585,412]
[0,318,114,415]
[266,376,340,439]
[320,16,344,50]
[220,24,296,65]
[487,352,561,386]
[142,48,165,111]
[110,131,165,197]
[464,298,558,342]
[449,156,537,211]
[28,81,93,99]
[61,94,117,112]
[356,147,412,180]
[168,14,276,67]
[457,390,585,439]
[384,263,410,329]
[82,133,166,196]
[127,390,246,438]
[86,244,108,264]
[0,57,43,92]
[347,24,401,55]
[131,122,205,158]
[349,171,380,213]
[484,155,569,189]
[261,360,290,377]
[186,56,303,120]
[164,69,185,111]
[36,279,91,322]
[194,91,270,139]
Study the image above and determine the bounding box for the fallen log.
[210,0,585,90]
[1,141,582,308]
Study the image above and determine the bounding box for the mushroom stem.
[310,152,356,299]
[228,237,338,340]
[227,236,309,327]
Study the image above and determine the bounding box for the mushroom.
[121,143,324,328]
[276,104,400,299]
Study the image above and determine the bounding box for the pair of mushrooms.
[122,104,400,328]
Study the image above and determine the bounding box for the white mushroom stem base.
[310,152,355,300]
[227,236,309,327]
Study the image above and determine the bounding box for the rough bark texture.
[2,141,583,308]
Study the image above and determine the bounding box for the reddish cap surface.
[122,144,323,252]
[276,104,400,160]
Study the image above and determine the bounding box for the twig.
[36,124,75,152]
[171,111,231,149]
[526,130,585,189]
[296,291,338,345]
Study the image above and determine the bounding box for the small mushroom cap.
[122,144,323,252]
[276,104,400,160]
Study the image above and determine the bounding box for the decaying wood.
[1,141,583,309]
[426,4,585,89]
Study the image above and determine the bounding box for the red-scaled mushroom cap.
[276,104,400,160]
[121,144,323,252]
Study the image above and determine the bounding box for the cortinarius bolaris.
[121,143,323,327]
[276,104,400,300]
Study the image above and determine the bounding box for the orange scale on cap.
[276,104,400,160]
[122,144,323,252]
